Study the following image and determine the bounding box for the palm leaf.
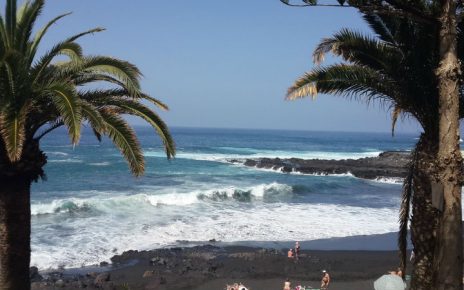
[362,13,396,44]
[80,100,105,133]
[141,93,169,111]
[99,109,144,176]
[286,64,398,105]
[27,12,71,63]
[80,56,141,97]
[31,41,83,84]
[5,0,16,38]
[110,99,175,158]
[15,0,43,54]
[398,144,418,277]
[0,100,30,161]
[313,29,401,73]
[391,106,402,136]
[41,82,82,144]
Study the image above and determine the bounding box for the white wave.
[45,151,69,156]
[48,158,83,163]
[31,183,294,216]
[32,199,91,215]
[144,150,382,163]
[88,162,110,166]
[372,177,404,185]
[31,201,399,270]
[238,164,356,178]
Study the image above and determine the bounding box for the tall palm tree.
[0,1,175,289]
[286,13,446,290]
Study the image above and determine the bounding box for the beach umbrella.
[374,275,406,290]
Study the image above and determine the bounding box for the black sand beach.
[31,232,411,290]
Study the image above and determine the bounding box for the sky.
[30,0,422,133]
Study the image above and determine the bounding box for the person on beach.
[389,267,403,277]
[283,278,291,290]
[294,241,300,260]
[410,250,415,263]
[321,270,330,289]
[287,248,294,259]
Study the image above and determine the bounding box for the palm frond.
[32,41,83,84]
[313,28,401,72]
[41,82,82,144]
[28,11,71,63]
[99,109,144,176]
[5,0,17,38]
[362,13,396,44]
[78,88,129,102]
[80,100,105,133]
[110,99,175,158]
[141,93,169,111]
[15,0,43,54]
[0,14,9,49]
[391,106,401,136]
[286,64,398,105]
[70,72,127,87]
[66,27,105,42]
[398,144,418,277]
[80,56,142,97]
[0,100,30,161]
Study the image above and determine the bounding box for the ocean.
[31,127,417,269]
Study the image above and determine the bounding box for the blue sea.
[31,127,418,269]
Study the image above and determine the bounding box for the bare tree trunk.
[0,176,31,290]
[410,134,440,290]
[432,1,463,289]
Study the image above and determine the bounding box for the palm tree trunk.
[0,175,32,290]
[410,134,439,290]
[432,1,463,289]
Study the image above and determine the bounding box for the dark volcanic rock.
[94,272,110,286]
[30,266,43,282]
[231,151,411,180]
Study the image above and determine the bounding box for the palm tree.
[286,13,445,290]
[0,1,175,289]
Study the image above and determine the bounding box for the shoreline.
[31,231,411,290]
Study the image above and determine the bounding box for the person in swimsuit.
[321,270,330,289]
[294,241,300,260]
[287,248,294,259]
[283,278,291,290]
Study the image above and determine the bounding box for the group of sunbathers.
[284,270,330,290]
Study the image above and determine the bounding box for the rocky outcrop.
[229,151,411,180]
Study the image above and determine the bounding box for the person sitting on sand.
[321,270,330,289]
[283,278,291,290]
[295,241,300,260]
[389,267,403,277]
[287,248,294,259]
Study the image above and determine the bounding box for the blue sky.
[34,0,421,133]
